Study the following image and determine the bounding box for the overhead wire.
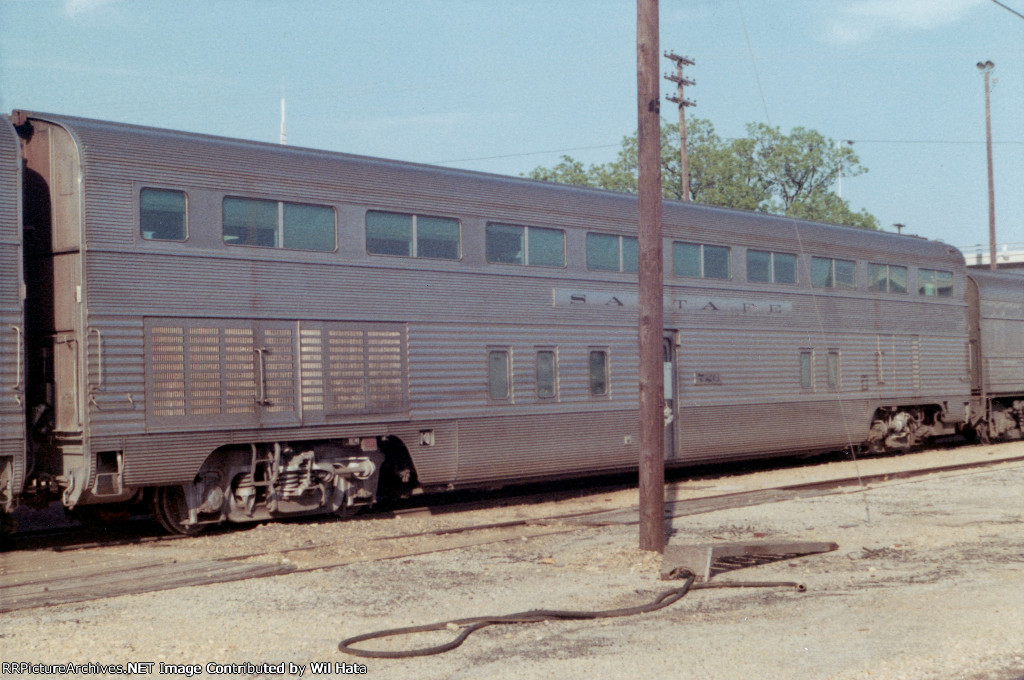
[735,0,771,127]
[989,0,1024,20]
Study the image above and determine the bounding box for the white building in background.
[959,242,1024,270]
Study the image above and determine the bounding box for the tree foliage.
[526,119,878,230]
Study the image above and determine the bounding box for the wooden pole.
[636,0,665,553]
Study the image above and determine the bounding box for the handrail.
[89,327,104,389]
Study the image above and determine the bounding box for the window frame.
[139,187,189,242]
[222,196,337,252]
[535,348,558,400]
[586,233,638,273]
[746,249,797,285]
[485,223,566,268]
[868,263,909,294]
[826,349,841,391]
[799,349,815,391]
[810,256,857,290]
[365,209,462,261]
[918,268,954,297]
[487,348,512,402]
[588,348,610,397]
[673,241,732,280]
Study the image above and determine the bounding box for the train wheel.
[152,486,204,536]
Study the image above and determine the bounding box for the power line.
[990,0,1024,20]
[433,143,621,165]
[735,0,771,126]
[436,136,1023,167]
[847,138,1023,146]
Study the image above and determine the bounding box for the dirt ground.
[2,442,1023,679]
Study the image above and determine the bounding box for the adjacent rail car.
[0,117,24,526]
[968,269,1024,439]
[0,110,1021,535]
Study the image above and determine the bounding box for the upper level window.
[587,233,638,273]
[223,197,335,251]
[868,263,908,294]
[486,223,565,267]
[674,242,731,280]
[365,210,460,260]
[140,188,187,241]
[747,249,797,284]
[811,256,856,290]
[918,268,953,297]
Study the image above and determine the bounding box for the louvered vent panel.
[224,327,256,415]
[263,327,295,413]
[188,326,222,415]
[367,330,404,410]
[151,326,186,417]
[328,329,367,412]
[300,328,325,411]
[146,319,405,429]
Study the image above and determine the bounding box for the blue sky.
[0,0,1021,252]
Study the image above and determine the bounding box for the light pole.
[836,140,853,199]
[977,60,996,271]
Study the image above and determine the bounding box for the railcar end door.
[664,332,677,458]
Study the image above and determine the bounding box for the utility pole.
[663,52,695,201]
[637,0,665,554]
[977,60,996,271]
[835,140,853,199]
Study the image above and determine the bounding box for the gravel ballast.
[2,443,1023,679]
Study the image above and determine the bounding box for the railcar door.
[17,116,86,488]
[664,333,677,458]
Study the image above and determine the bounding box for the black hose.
[338,570,804,658]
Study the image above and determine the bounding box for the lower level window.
[827,350,840,390]
[488,350,511,400]
[536,350,557,399]
[589,350,609,396]
[800,350,814,390]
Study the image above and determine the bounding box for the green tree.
[526,119,878,230]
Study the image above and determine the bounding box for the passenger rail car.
[0,111,1021,535]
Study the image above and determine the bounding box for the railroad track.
[3,444,1023,614]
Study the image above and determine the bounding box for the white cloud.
[63,0,121,17]
[823,0,987,45]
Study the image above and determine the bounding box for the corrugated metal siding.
[455,411,640,484]
[408,323,639,418]
[0,118,25,499]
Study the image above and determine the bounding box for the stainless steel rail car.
[968,269,1024,439]
[0,110,1021,535]
[0,116,25,530]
